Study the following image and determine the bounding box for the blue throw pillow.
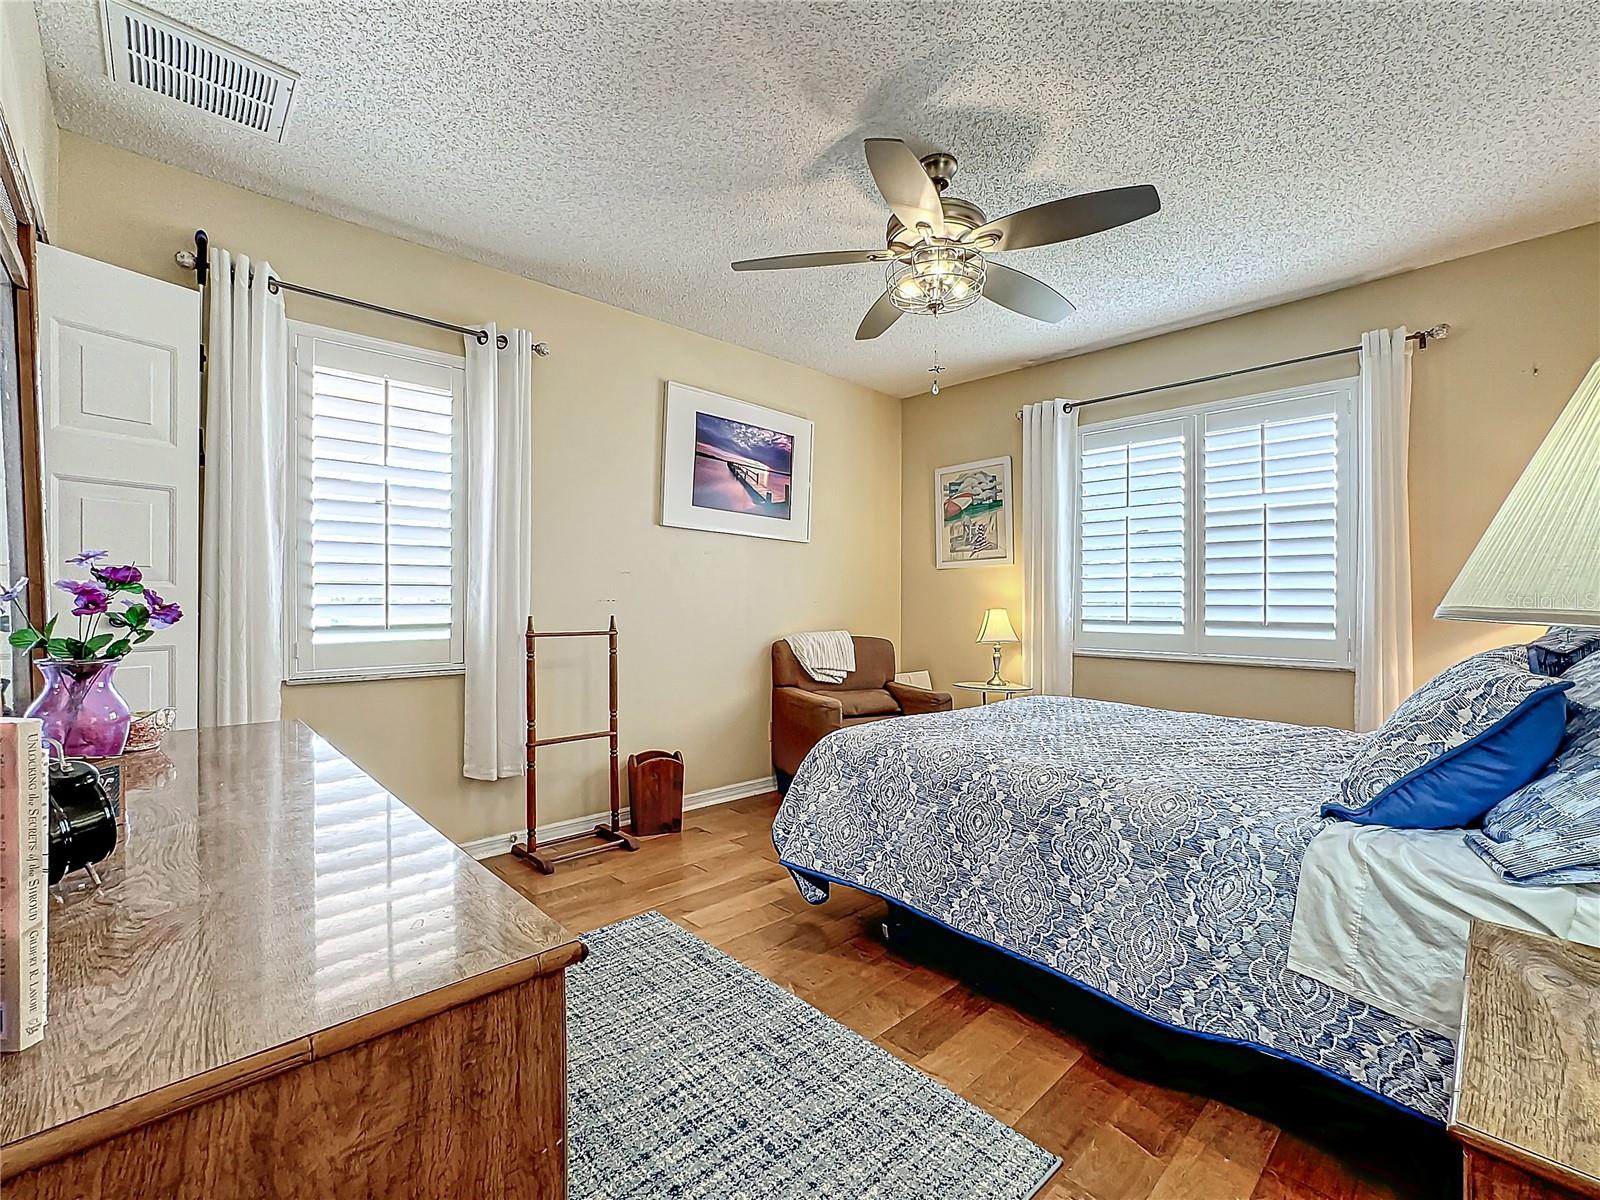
[1324,647,1572,829]
[1526,626,1600,676]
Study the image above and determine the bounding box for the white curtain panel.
[463,325,534,780]
[1021,400,1080,695]
[199,248,287,727]
[1354,326,1415,731]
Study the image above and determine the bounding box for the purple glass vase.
[25,659,133,758]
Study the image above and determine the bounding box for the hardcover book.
[0,717,48,1051]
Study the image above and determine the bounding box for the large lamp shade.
[976,608,1020,644]
[1436,358,1600,625]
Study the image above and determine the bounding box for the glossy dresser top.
[0,721,577,1156]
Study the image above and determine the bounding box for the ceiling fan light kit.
[887,242,986,316]
[730,137,1161,344]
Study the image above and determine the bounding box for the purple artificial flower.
[0,577,26,605]
[143,589,184,628]
[70,586,110,617]
[67,550,108,566]
[56,578,100,597]
[98,564,143,586]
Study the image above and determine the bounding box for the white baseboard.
[457,774,777,862]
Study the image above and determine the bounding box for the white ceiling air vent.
[100,0,299,142]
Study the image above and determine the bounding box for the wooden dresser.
[0,721,583,1199]
[1450,921,1600,1200]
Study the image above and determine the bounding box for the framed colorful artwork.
[934,456,1013,568]
[661,382,813,542]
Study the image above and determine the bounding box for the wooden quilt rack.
[510,616,640,874]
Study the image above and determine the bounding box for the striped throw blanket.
[785,631,856,684]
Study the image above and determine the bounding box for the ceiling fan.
[731,138,1160,340]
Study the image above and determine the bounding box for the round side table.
[955,682,1033,705]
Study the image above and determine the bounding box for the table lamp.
[976,608,1020,686]
[1436,358,1600,626]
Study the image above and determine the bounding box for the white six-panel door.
[35,243,200,728]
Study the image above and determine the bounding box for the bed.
[771,695,1520,1123]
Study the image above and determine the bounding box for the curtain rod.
[175,230,550,356]
[1013,324,1450,419]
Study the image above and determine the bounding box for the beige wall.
[54,131,902,844]
[903,224,1600,729]
[0,0,59,224]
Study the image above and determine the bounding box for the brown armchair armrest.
[775,686,844,729]
[886,681,954,715]
[772,687,845,780]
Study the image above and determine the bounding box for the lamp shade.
[1436,357,1600,625]
[976,607,1020,644]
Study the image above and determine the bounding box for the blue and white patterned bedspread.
[771,696,1456,1121]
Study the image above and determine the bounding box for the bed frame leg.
[881,904,915,947]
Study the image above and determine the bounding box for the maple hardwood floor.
[486,793,1457,1200]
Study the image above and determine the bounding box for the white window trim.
[1074,376,1359,671]
[283,321,468,685]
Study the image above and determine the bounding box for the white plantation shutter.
[1076,378,1355,667]
[1203,392,1347,646]
[287,326,466,680]
[1079,417,1187,643]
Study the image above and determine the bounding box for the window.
[286,324,466,682]
[1080,417,1188,639]
[1075,377,1357,669]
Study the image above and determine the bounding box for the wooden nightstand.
[1450,921,1600,1199]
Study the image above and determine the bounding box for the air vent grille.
[101,1,299,141]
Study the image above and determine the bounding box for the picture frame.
[661,382,813,543]
[934,455,1013,568]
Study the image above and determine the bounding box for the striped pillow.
[1469,654,1600,885]
[1466,827,1600,886]
[1325,647,1571,828]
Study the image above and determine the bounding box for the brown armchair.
[771,636,952,791]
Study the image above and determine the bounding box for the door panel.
[107,644,173,715]
[53,477,177,580]
[53,322,177,440]
[36,244,200,729]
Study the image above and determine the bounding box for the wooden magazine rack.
[510,616,640,874]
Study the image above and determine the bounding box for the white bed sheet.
[1288,821,1600,1038]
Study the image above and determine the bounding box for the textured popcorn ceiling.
[35,1,1600,396]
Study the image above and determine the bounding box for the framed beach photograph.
[934,456,1013,568]
[661,382,814,542]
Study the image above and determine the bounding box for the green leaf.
[106,638,131,658]
[45,637,77,659]
[133,628,155,644]
[86,633,113,653]
[112,581,145,594]
[42,614,57,638]
[122,604,149,628]
[106,612,128,628]
[7,628,40,650]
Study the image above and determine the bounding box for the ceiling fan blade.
[731,249,886,271]
[983,262,1076,323]
[971,184,1160,252]
[855,290,904,340]
[864,138,946,240]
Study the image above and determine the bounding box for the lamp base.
[985,643,1009,688]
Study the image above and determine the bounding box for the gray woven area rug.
[567,910,1060,1200]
